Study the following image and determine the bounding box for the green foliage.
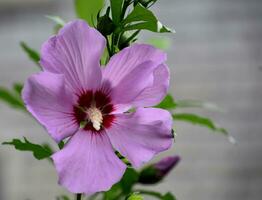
[110,0,124,25]
[97,7,115,36]
[2,137,53,160]
[0,85,25,110]
[173,113,228,135]
[75,0,104,26]
[13,83,23,95]
[176,99,221,111]
[20,41,40,67]
[120,168,139,194]
[122,3,173,33]
[157,94,221,111]
[138,166,159,184]
[104,183,122,200]
[126,192,144,200]
[156,94,176,110]
[162,192,176,200]
[137,190,176,200]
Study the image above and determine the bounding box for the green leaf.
[110,0,124,25]
[20,41,40,67]
[122,3,173,33]
[156,94,176,109]
[127,193,144,200]
[162,192,176,200]
[75,0,104,26]
[173,113,228,135]
[13,83,23,95]
[0,87,25,110]
[2,137,53,160]
[104,183,122,200]
[120,168,139,194]
[176,99,222,111]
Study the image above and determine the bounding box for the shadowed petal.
[40,20,105,93]
[52,130,126,195]
[107,108,173,168]
[22,72,78,142]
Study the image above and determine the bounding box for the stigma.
[86,106,103,131]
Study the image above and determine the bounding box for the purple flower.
[154,155,180,176]
[139,156,180,184]
[22,20,173,194]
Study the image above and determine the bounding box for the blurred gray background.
[0,0,262,199]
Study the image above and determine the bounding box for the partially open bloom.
[139,156,180,184]
[22,20,173,194]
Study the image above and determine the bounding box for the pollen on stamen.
[86,107,103,131]
[73,90,115,132]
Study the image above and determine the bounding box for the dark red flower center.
[73,90,115,132]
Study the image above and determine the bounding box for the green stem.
[76,193,82,200]
[120,0,131,21]
[106,36,112,57]
[125,30,140,44]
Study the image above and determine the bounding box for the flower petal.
[40,20,105,93]
[131,64,170,107]
[22,72,77,142]
[103,44,168,109]
[107,108,173,168]
[103,44,166,88]
[110,61,157,106]
[52,130,126,194]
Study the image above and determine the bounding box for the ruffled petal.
[103,44,166,87]
[131,64,170,107]
[110,61,157,106]
[40,19,105,93]
[102,44,168,109]
[22,72,78,142]
[52,130,126,195]
[107,108,173,168]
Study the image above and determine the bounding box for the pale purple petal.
[102,44,168,109]
[40,20,105,93]
[110,61,157,106]
[22,72,78,142]
[131,64,170,107]
[52,130,126,195]
[107,108,173,168]
[103,44,166,87]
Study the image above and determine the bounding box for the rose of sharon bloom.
[139,156,180,184]
[22,20,173,194]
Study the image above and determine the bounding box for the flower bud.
[138,156,180,184]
